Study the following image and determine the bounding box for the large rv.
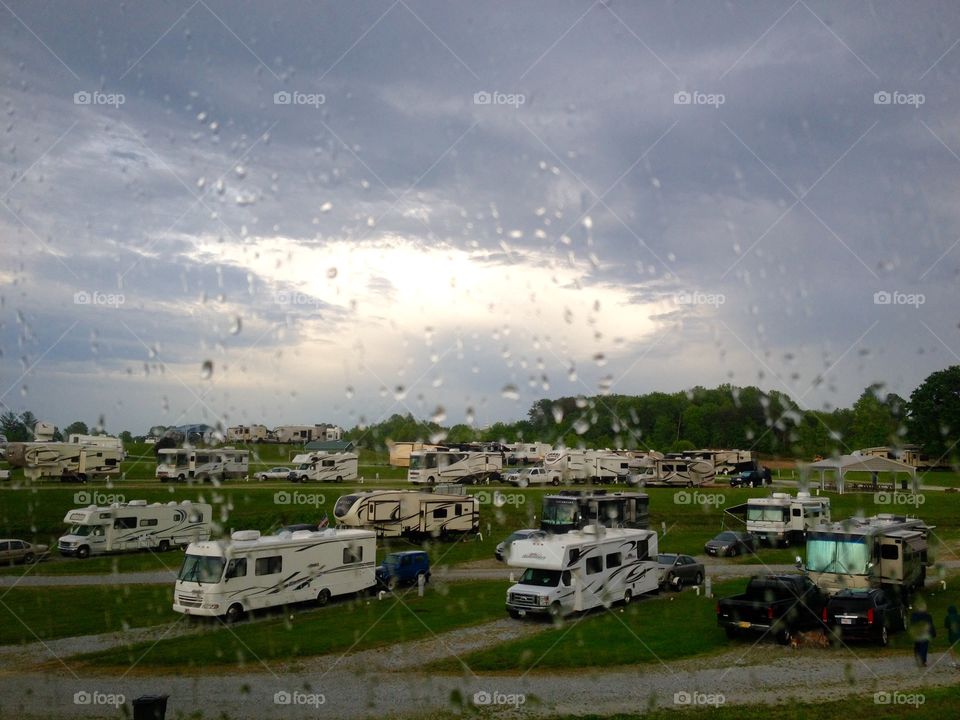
[505,526,661,618]
[290,452,358,483]
[225,425,270,443]
[334,487,479,537]
[173,528,376,621]
[857,445,941,470]
[155,448,249,482]
[58,500,212,559]
[407,450,502,484]
[804,514,933,596]
[729,492,831,546]
[5,441,123,482]
[542,449,633,484]
[669,449,755,475]
[541,491,650,534]
[505,443,552,465]
[632,456,715,487]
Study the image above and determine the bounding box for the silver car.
[0,539,49,565]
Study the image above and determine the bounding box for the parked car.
[0,539,49,565]
[376,550,430,589]
[495,529,541,562]
[704,531,757,557]
[717,574,827,645]
[256,466,292,481]
[729,468,772,488]
[824,588,906,646]
[656,553,704,589]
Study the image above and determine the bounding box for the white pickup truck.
[504,466,561,487]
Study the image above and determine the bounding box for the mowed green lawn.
[78,580,508,669]
[0,584,173,645]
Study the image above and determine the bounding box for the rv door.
[878,538,903,584]
[367,501,400,524]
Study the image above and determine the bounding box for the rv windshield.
[68,524,95,536]
[518,568,561,587]
[334,495,357,518]
[541,500,577,528]
[178,554,226,584]
[747,505,788,522]
[806,534,871,575]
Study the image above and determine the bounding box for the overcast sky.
[1,1,959,436]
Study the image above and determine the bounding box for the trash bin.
[132,695,168,720]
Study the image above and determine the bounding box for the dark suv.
[823,588,906,646]
[729,468,772,488]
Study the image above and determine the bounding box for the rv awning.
[722,503,748,528]
[802,455,918,495]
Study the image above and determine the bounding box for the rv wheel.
[551,478,560,486]
[225,603,244,623]
[623,589,633,606]
[548,601,562,619]
[158,540,170,553]
[177,474,186,482]
[776,629,792,646]
[317,589,332,606]
[387,576,399,591]
[76,546,90,560]
[336,476,343,483]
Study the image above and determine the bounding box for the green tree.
[908,366,960,460]
[0,411,27,442]
[850,385,899,449]
[64,421,89,437]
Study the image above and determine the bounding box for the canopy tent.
[804,455,918,494]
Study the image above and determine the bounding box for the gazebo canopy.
[805,454,917,494]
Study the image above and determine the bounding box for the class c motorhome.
[505,526,661,618]
[290,452,358,482]
[173,528,376,621]
[58,500,212,558]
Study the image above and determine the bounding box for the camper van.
[289,452,358,483]
[334,487,480,537]
[541,491,650,534]
[173,528,376,621]
[804,514,932,596]
[632,457,715,487]
[505,527,661,618]
[5,441,123,482]
[407,450,502,485]
[155,448,249,482]
[732,492,831,546]
[58,500,212,559]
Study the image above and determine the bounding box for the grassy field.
[78,579,507,669]
[0,584,173,645]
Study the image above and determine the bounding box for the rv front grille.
[509,592,539,606]
[177,593,203,608]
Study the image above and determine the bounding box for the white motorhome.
[5,441,123,482]
[290,452,358,483]
[173,528,376,621]
[58,500,212,559]
[505,443,552,465]
[735,492,831,546]
[407,450,502,484]
[225,425,270,443]
[155,448,249,482]
[805,514,932,596]
[505,527,661,618]
[334,487,479,537]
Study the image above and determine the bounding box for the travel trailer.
[407,450,502,484]
[173,528,376,621]
[58,500,212,559]
[542,449,633,484]
[728,492,831,546]
[505,526,661,618]
[155,448,249,482]
[631,456,715,487]
[505,443,552,465]
[857,445,941,470]
[66,434,124,452]
[5,441,123,482]
[540,491,650,534]
[290,452,358,482]
[804,514,932,596]
[669,449,755,475]
[225,425,270,443]
[334,486,480,537]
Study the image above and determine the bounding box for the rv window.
[343,546,363,564]
[322,460,334,468]
[792,508,802,517]
[569,549,581,564]
[561,571,571,586]
[606,552,622,568]
[255,556,282,575]
[114,517,137,530]
[140,519,158,527]
[225,558,247,579]
[173,511,184,522]
[433,508,448,519]
[0,542,8,552]
[880,544,900,560]
[586,556,603,575]
[455,504,462,514]
[98,513,111,520]
[106,458,118,466]
[189,512,204,523]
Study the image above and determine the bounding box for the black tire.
[336,476,343,483]
[177,474,186,482]
[158,540,170,553]
[548,601,562,619]
[427,476,435,485]
[22,553,34,564]
[776,628,792,646]
[76,546,90,560]
[623,589,633,606]
[387,576,399,591]
[879,625,889,646]
[694,572,703,586]
[552,478,560,486]
[317,589,331,606]
[509,610,521,619]
[78,474,87,484]
[225,603,244,623]
[725,626,739,639]
[300,475,308,482]
[728,546,738,557]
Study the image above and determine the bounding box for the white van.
[173,528,376,621]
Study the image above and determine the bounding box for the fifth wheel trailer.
[5,441,123,482]
[334,487,479,537]
[173,528,376,621]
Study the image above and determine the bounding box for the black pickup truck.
[716,574,827,644]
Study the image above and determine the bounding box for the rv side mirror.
[794,555,802,569]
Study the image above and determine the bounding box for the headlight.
[540,596,550,606]
[202,602,220,609]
